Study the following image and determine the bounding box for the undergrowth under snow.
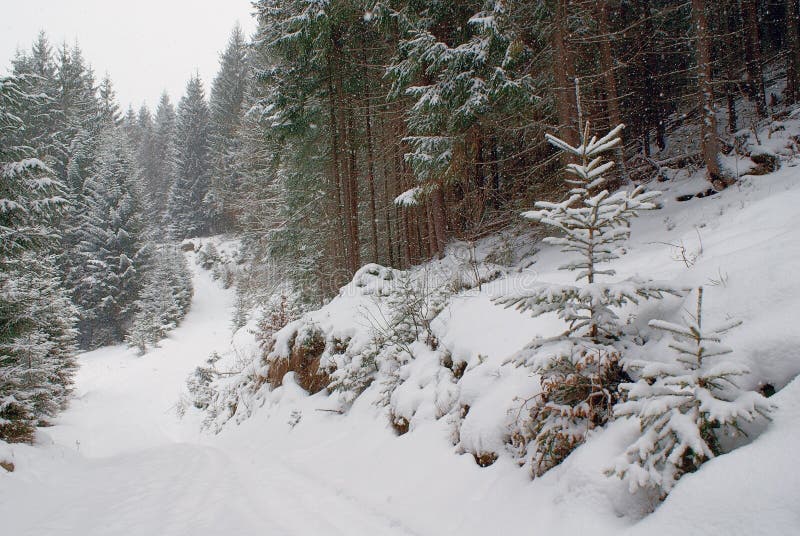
[185,116,800,531]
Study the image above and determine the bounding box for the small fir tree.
[497,121,681,476]
[608,287,773,496]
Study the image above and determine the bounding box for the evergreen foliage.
[126,245,193,355]
[608,288,773,496]
[0,73,77,443]
[71,129,149,348]
[166,75,212,239]
[207,24,249,232]
[497,122,681,476]
[149,93,179,226]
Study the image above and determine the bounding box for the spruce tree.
[1,74,77,442]
[131,105,163,224]
[608,288,773,497]
[497,122,680,476]
[165,75,212,239]
[97,75,122,127]
[126,245,193,355]
[208,24,249,232]
[150,92,179,226]
[9,32,60,165]
[72,129,149,348]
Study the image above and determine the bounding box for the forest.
[2,0,800,533]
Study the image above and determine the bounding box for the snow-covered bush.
[185,351,222,411]
[328,267,452,407]
[183,292,301,429]
[195,240,239,289]
[498,123,681,475]
[511,340,625,476]
[608,288,773,497]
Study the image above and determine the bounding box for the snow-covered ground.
[0,260,428,535]
[3,140,800,534]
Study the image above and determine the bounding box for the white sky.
[0,0,257,111]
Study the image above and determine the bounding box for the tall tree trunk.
[597,1,629,183]
[364,98,379,264]
[598,41,621,126]
[432,186,447,258]
[345,109,361,272]
[473,129,486,230]
[552,0,578,146]
[787,0,800,103]
[638,0,666,152]
[742,0,767,117]
[490,137,500,208]
[425,201,437,258]
[326,55,347,281]
[378,107,395,267]
[361,47,379,264]
[692,0,732,189]
[393,123,412,267]
[725,2,739,133]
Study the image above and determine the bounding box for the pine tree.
[53,43,100,184]
[97,75,122,127]
[150,92,179,226]
[131,105,163,224]
[208,24,249,233]
[497,121,681,476]
[388,0,536,255]
[166,75,212,239]
[1,74,77,442]
[0,254,78,440]
[9,32,60,164]
[608,288,773,497]
[72,128,149,348]
[126,245,193,355]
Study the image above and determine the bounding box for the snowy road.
[0,262,415,536]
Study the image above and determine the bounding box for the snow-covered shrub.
[608,288,773,497]
[372,269,451,352]
[255,294,300,354]
[195,240,239,289]
[329,268,452,407]
[497,123,681,475]
[511,340,626,476]
[185,351,222,411]
[184,353,266,431]
[183,292,301,428]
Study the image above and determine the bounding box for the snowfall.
[2,129,800,535]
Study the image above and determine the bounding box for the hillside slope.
[2,130,799,535]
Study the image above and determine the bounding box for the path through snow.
[0,260,415,536]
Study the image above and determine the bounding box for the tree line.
[0,31,222,440]
[227,0,800,304]
[2,0,797,442]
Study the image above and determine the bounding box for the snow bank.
[193,114,800,532]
